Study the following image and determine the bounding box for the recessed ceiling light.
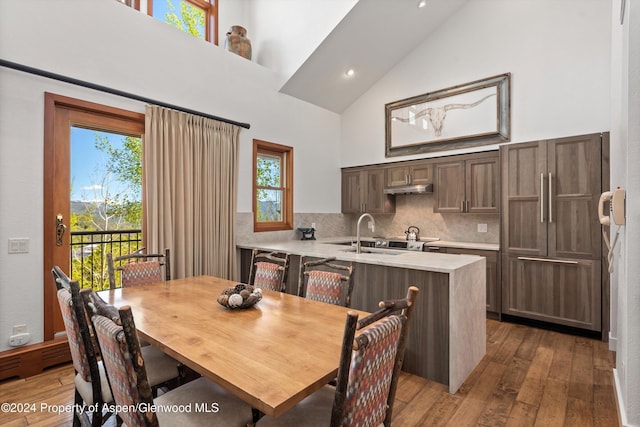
[345,69,355,77]
[417,0,427,8]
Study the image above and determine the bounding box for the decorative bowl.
[217,284,262,309]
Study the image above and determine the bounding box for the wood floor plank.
[477,357,530,426]
[446,361,507,426]
[494,325,527,365]
[533,378,568,427]
[514,327,543,362]
[516,345,554,407]
[568,338,594,403]
[547,331,576,382]
[420,392,462,427]
[593,368,618,427]
[391,381,447,427]
[506,400,537,427]
[565,397,593,427]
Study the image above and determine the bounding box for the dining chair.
[255,285,419,427]
[52,266,114,427]
[91,304,255,427]
[79,287,182,397]
[247,249,290,292]
[297,256,354,307]
[107,247,171,289]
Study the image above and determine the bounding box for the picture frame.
[385,73,511,157]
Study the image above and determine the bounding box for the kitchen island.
[237,238,486,394]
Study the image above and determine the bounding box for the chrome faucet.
[356,213,376,254]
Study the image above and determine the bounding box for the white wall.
[610,0,640,424]
[0,0,341,352]
[245,0,358,86]
[341,0,612,166]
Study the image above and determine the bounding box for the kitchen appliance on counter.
[297,228,315,240]
[405,226,420,241]
[357,236,439,251]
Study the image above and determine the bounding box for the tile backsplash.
[237,194,499,244]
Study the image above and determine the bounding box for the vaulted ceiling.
[279,0,469,113]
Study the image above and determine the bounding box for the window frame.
[147,0,218,45]
[253,139,293,232]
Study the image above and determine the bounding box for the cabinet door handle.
[466,200,470,212]
[548,172,553,223]
[517,256,578,265]
[461,200,465,212]
[540,173,545,223]
[406,174,410,185]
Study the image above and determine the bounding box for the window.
[147,0,218,44]
[253,139,293,232]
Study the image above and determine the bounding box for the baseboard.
[609,331,618,351]
[613,367,636,427]
[0,337,71,380]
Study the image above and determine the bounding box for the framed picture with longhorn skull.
[385,73,510,157]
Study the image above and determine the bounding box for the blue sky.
[70,127,139,202]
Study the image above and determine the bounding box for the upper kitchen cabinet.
[385,160,433,188]
[433,152,499,214]
[501,134,602,259]
[341,166,395,214]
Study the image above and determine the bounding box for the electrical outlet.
[477,224,488,233]
[12,324,27,335]
[9,333,30,347]
[311,222,316,230]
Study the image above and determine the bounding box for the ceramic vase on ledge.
[224,26,252,60]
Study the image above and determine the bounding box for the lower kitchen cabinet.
[501,254,601,331]
[446,248,500,317]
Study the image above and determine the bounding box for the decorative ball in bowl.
[217,284,262,309]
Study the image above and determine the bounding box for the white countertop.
[237,239,485,274]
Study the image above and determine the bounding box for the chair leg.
[73,388,82,427]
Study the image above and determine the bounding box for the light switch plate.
[8,238,29,254]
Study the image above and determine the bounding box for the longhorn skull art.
[392,92,496,137]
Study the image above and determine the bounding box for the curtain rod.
[0,58,251,129]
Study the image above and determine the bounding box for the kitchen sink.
[340,248,401,255]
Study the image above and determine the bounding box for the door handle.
[540,173,545,223]
[56,213,66,246]
[517,256,578,265]
[548,172,553,223]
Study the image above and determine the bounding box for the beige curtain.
[144,105,240,280]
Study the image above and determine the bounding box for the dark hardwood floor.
[0,319,619,426]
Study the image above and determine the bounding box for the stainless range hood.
[383,183,433,195]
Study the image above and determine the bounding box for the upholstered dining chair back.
[107,248,171,289]
[52,266,113,427]
[92,306,255,427]
[297,257,354,307]
[255,285,419,427]
[248,250,290,292]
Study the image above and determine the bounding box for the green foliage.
[165,0,205,39]
[72,133,143,290]
[256,154,282,222]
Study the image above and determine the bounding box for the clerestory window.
[147,0,218,44]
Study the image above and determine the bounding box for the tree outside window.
[149,0,217,44]
[253,140,293,232]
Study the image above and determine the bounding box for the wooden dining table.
[97,275,369,418]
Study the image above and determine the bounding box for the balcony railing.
[70,229,142,290]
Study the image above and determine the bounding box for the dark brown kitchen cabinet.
[501,254,601,331]
[385,160,433,188]
[501,134,602,259]
[341,167,395,214]
[433,152,499,214]
[500,133,604,331]
[446,247,500,316]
